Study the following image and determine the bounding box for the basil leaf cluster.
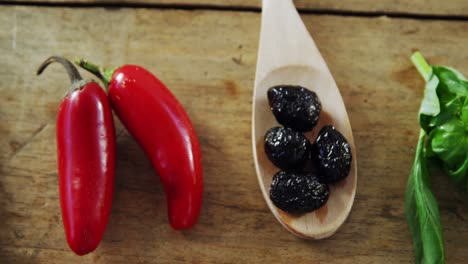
[419,64,468,189]
[405,52,468,264]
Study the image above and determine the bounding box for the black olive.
[270,171,329,213]
[313,126,352,183]
[264,127,310,171]
[267,85,321,132]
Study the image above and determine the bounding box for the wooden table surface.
[1,1,468,263]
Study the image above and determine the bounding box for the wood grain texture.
[0,5,468,264]
[5,0,468,16]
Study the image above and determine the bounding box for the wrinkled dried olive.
[270,171,329,213]
[313,125,352,183]
[267,85,321,132]
[264,127,310,171]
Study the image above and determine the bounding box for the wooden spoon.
[251,0,357,239]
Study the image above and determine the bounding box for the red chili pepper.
[77,59,203,229]
[37,56,116,255]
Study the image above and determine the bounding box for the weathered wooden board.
[0,5,468,264]
[6,0,468,16]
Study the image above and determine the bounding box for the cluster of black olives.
[264,85,352,214]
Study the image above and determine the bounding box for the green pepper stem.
[37,56,83,83]
[411,51,432,82]
[74,58,115,87]
[37,56,91,92]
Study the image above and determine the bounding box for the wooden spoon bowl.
[252,0,357,239]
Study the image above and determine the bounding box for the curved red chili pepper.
[37,56,116,255]
[77,59,203,229]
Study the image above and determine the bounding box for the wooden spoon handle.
[256,0,327,86]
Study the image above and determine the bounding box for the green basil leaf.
[419,76,441,117]
[433,67,468,99]
[405,130,445,264]
[461,97,468,124]
[419,76,441,133]
[413,55,468,135]
[429,118,468,188]
[407,52,468,264]
[428,97,464,128]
